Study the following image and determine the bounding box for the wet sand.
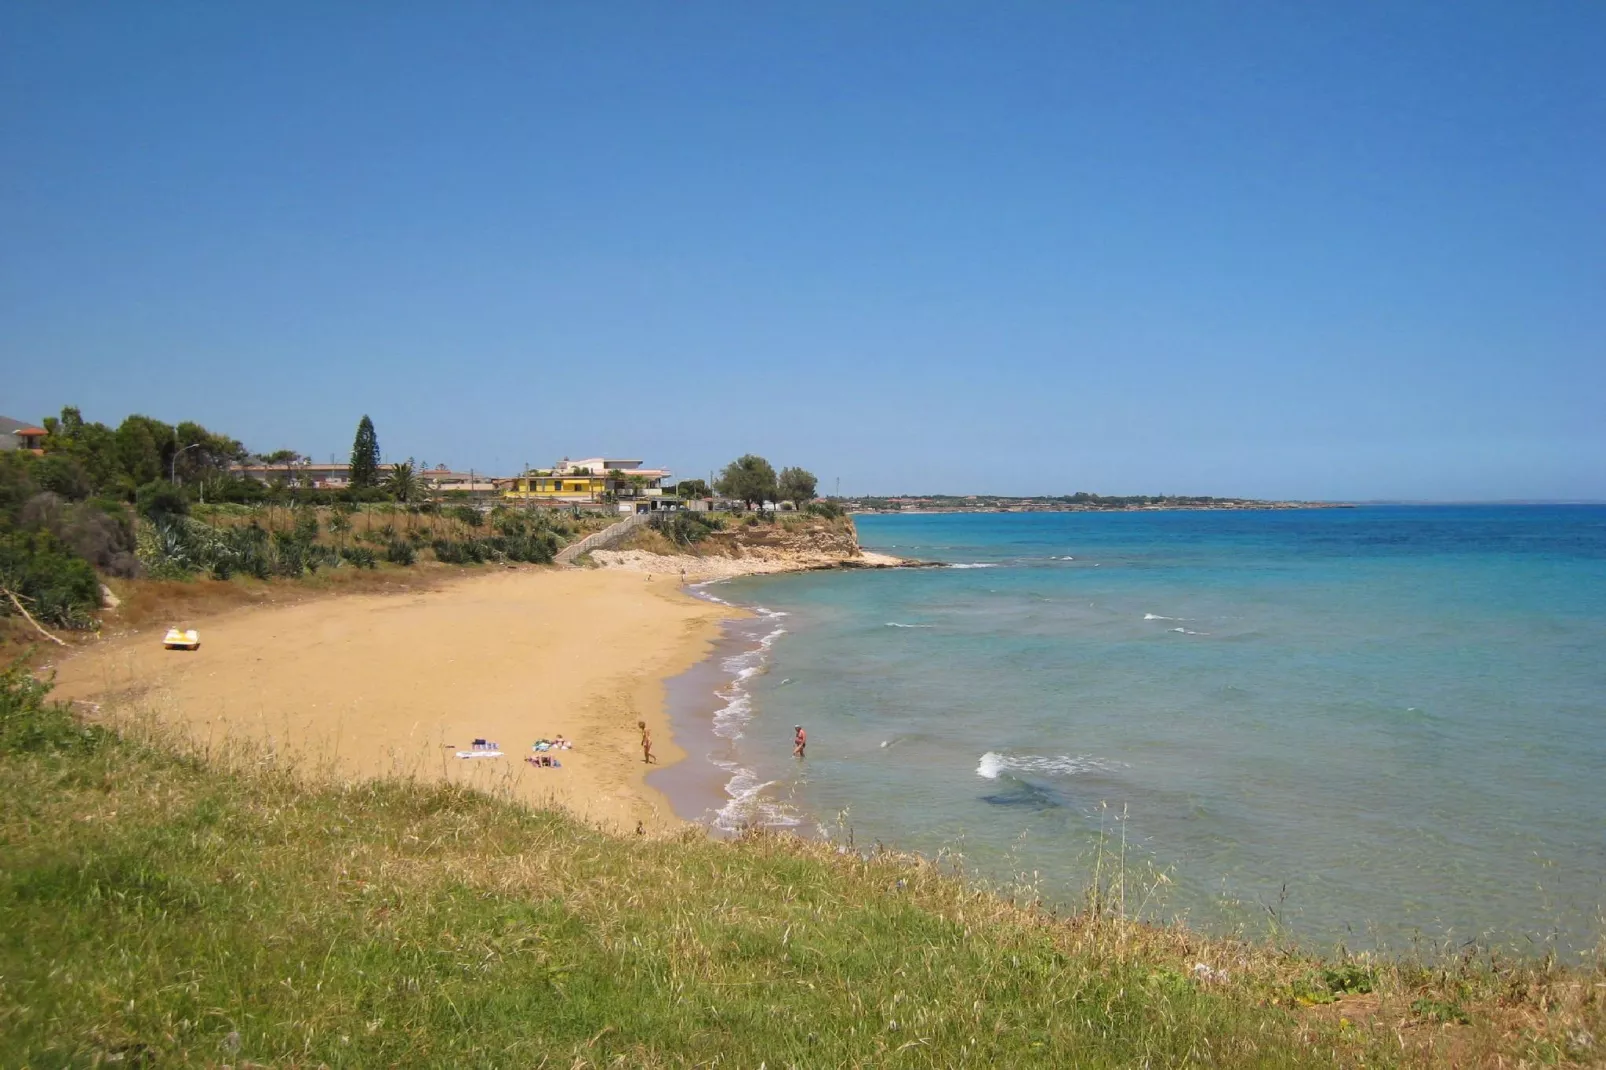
[49,568,738,833]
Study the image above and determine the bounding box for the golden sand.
[50,568,736,833]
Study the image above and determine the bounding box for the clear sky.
[3,3,1602,500]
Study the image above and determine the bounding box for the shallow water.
[666,506,1606,956]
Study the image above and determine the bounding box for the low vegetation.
[1,405,634,650]
[2,671,1600,1066]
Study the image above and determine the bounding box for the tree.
[715,455,778,510]
[173,421,246,486]
[261,449,300,486]
[41,407,120,495]
[114,415,176,493]
[676,478,710,499]
[349,415,380,489]
[384,459,420,503]
[778,467,818,508]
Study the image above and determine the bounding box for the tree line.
[711,455,818,510]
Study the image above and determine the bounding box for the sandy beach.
[48,568,737,833]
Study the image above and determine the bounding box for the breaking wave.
[976,751,1124,779]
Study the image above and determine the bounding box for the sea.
[651,506,1606,957]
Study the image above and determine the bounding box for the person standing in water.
[639,720,655,764]
[793,724,807,759]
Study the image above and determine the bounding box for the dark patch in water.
[979,776,1067,810]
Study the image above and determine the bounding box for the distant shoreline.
[847,501,1352,515]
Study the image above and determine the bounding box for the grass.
[2,674,1601,1067]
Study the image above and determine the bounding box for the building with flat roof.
[228,460,500,497]
[497,455,673,508]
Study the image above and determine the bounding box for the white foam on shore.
[698,601,803,832]
[976,751,1124,779]
[710,758,804,833]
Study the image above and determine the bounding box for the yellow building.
[497,456,671,506]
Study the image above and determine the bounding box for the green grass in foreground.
[2,669,1601,1067]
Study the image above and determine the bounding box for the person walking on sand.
[639,720,655,764]
[793,724,807,759]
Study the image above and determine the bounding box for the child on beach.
[639,720,655,764]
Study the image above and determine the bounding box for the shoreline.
[47,567,738,835]
[590,547,906,580]
[649,580,809,835]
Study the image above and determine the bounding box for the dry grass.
[102,565,464,632]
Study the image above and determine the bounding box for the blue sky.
[3,3,1602,500]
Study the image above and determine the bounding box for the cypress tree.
[349,415,380,489]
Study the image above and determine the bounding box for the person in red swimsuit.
[793,724,807,759]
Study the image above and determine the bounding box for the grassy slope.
[2,678,1600,1067]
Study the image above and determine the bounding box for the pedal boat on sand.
[162,628,200,651]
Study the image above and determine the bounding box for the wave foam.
[1143,613,1183,621]
[976,751,1123,779]
[948,562,999,570]
[885,622,933,628]
[1170,627,1210,636]
[711,759,804,832]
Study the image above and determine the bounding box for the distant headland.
[843,492,1349,513]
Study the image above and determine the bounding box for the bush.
[658,511,720,546]
[32,455,92,500]
[484,532,556,564]
[19,494,138,577]
[0,531,101,629]
[340,546,377,569]
[385,539,416,566]
[431,539,470,565]
[0,663,105,754]
[271,531,305,578]
[135,480,190,520]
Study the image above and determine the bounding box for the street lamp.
[170,442,204,485]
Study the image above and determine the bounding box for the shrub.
[32,454,92,500]
[385,539,416,566]
[0,531,101,629]
[0,663,105,754]
[659,511,719,546]
[484,532,556,564]
[341,546,376,569]
[20,493,138,577]
[135,480,190,520]
[271,531,305,578]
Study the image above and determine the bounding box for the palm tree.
[385,460,420,504]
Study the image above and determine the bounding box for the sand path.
[49,568,736,832]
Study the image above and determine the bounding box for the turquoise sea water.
[679,507,1606,956]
